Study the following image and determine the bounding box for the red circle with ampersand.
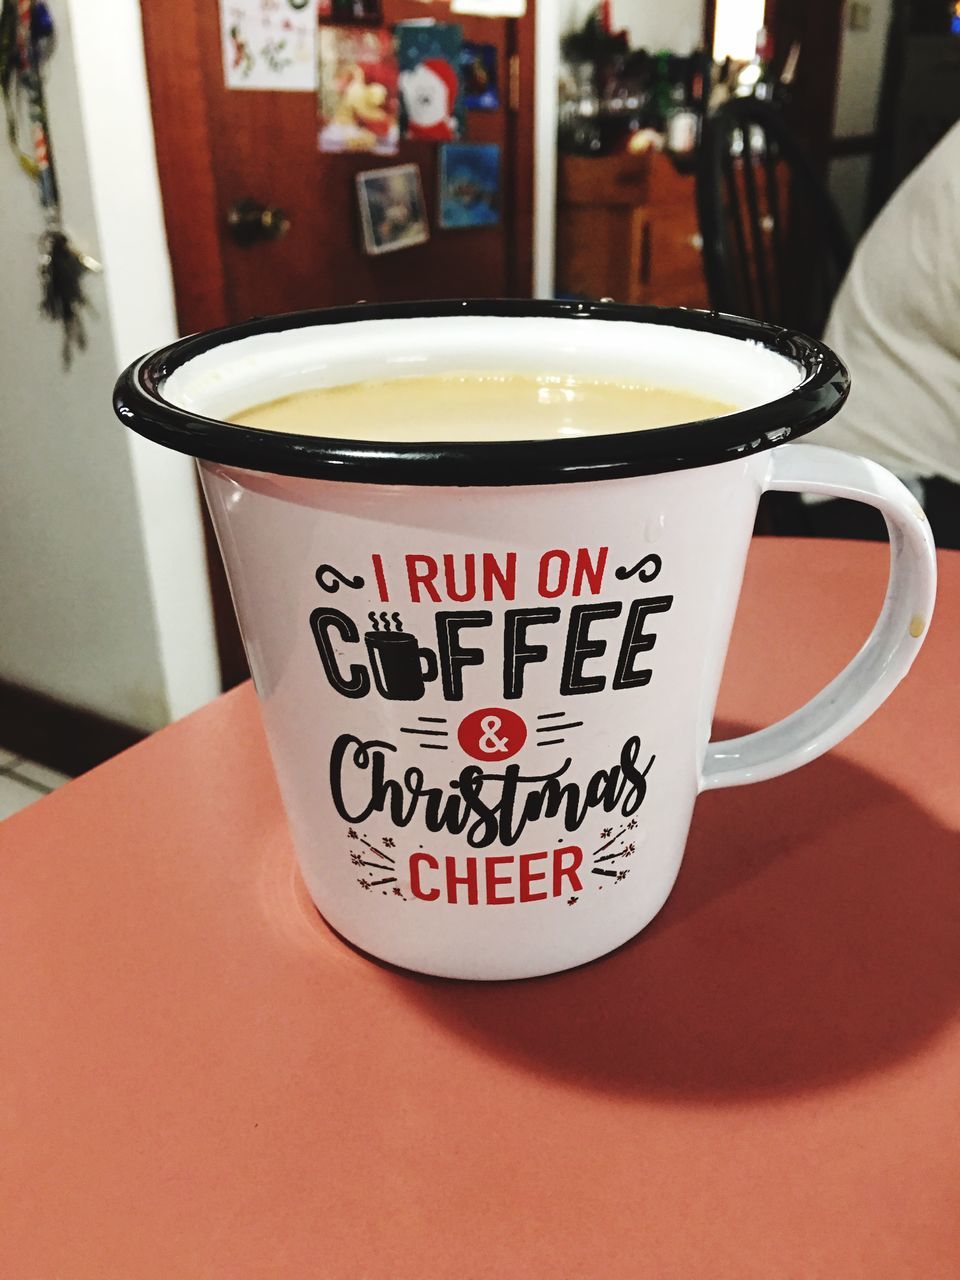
[457,707,527,762]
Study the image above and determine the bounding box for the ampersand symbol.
[457,706,527,761]
[479,715,509,754]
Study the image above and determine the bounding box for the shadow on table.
[393,722,960,1102]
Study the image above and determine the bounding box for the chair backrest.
[696,97,852,335]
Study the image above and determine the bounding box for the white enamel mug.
[115,302,936,980]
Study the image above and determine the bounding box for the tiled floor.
[0,750,71,821]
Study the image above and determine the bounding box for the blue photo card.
[460,41,499,110]
[438,142,501,229]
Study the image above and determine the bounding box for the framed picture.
[356,164,430,254]
[220,0,317,93]
[460,41,499,110]
[318,26,398,155]
[396,21,466,141]
[438,143,501,229]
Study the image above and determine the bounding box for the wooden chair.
[697,98,854,536]
[696,97,852,337]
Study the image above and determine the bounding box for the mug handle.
[419,648,439,684]
[701,443,937,791]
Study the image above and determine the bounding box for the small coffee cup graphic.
[364,612,438,701]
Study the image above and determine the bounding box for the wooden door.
[765,0,844,174]
[140,0,536,686]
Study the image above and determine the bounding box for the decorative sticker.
[309,544,673,907]
[221,0,318,92]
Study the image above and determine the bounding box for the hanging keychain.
[1,0,99,366]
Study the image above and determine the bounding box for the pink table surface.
[2,538,959,1278]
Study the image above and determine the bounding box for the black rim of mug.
[113,299,849,486]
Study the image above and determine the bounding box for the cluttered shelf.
[553,5,788,310]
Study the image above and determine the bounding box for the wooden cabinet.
[556,152,708,309]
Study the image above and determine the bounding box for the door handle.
[227,198,291,245]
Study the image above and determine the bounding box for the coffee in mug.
[115,302,936,981]
[230,374,735,441]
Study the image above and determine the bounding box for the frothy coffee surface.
[230,373,736,442]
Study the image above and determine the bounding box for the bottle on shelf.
[665,75,698,156]
[735,25,774,100]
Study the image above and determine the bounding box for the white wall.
[611,0,703,53]
[560,0,703,53]
[0,0,220,731]
[829,0,895,239]
[833,0,894,137]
